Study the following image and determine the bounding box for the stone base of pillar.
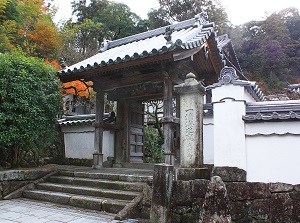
[92,152,103,169]
[150,164,174,223]
[164,152,175,166]
[175,167,211,181]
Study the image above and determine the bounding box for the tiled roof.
[58,114,95,127]
[287,84,300,94]
[206,67,264,101]
[58,15,217,78]
[58,113,115,127]
[59,118,95,127]
[243,100,300,122]
[217,34,246,80]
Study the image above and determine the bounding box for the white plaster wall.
[245,121,300,135]
[213,100,246,170]
[213,84,245,101]
[203,116,214,164]
[212,84,247,170]
[61,125,115,161]
[243,88,256,102]
[245,122,300,184]
[103,131,115,161]
[209,82,300,184]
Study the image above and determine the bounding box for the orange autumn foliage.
[62,81,93,98]
[45,59,94,98]
[45,58,61,70]
[27,18,61,56]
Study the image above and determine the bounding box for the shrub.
[144,126,164,163]
[0,52,61,167]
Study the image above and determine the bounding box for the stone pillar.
[199,176,232,222]
[162,72,175,165]
[150,164,174,223]
[174,72,206,167]
[93,89,104,169]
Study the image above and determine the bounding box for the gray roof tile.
[287,84,300,94]
[59,15,216,78]
[243,100,300,122]
[206,67,264,101]
[58,113,114,126]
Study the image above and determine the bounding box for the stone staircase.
[22,169,153,220]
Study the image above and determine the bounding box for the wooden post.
[175,95,181,163]
[114,99,126,166]
[93,89,105,169]
[162,72,174,165]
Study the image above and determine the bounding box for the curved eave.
[206,33,224,77]
[57,22,217,83]
[58,50,175,83]
[217,34,246,80]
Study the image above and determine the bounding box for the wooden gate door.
[129,102,144,163]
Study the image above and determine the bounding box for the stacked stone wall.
[170,167,300,223]
[0,169,52,199]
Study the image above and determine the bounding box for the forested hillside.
[227,7,300,95]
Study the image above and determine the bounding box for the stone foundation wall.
[170,167,300,223]
[0,169,52,199]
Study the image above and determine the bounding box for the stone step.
[59,170,152,183]
[49,175,145,191]
[120,163,155,170]
[36,182,140,200]
[23,189,128,213]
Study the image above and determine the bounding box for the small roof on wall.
[207,67,264,101]
[57,13,244,88]
[287,84,300,94]
[243,100,300,122]
[58,113,115,127]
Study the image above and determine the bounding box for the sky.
[53,0,300,26]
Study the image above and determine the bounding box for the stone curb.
[3,170,58,200]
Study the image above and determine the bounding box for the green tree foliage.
[144,126,164,163]
[59,0,148,64]
[59,18,103,65]
[0,0,19,23]
[71,0,146,40]
[0,0,61,59]
[0,52,61,167]
[0,0,19,51]
[148,0,229,32]
[230,7,300,93]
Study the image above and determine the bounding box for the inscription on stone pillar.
[174,73,205,167]
[184,108,196,149]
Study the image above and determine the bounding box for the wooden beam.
[107,82,164,100]
[207,34,223,75]
[101,71,163,91]
[173,45,204,61]
[103,123,123,131]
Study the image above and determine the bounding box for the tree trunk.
[10,146,20,168]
